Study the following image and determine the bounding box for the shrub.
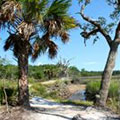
[29,83,47,97]
[86,81,120,100]
[0,87,17,105]
[0,80,17,106]
[109,81,120,100]
[86,81,100,101]
[86,80,120,112]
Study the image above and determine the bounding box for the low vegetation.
[0,63,120,82]
[57,99,93,107]
[0,58,120,112]
[0,80,17,106]
[86,80,120,112]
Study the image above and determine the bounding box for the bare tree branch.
[114,22,120,40]
[113,22,120,43]
[80,5,112,47]
[81,28,99,38]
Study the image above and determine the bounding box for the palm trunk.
[18,53,30,107]
[97,43,119,106]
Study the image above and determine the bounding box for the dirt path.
[41,80,57,85]
[29,97,120,120]
[0,97,119,120]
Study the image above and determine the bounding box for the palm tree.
[0,0,21,30]
[4,0,77,107]
[32,0,77,59]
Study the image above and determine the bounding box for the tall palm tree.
[4,0,77,107]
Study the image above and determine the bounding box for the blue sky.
[0,0,120,71]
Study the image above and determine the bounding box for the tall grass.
[86,80,120,112]
[0,79,17,105]
[29,83,47,97]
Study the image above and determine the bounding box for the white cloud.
[30,62,44,66]
[83,61,97,65]
[36,62,44,66]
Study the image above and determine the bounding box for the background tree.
[79,0,120,106]
[4,0,76,107]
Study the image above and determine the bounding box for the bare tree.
[79,0,120,106]
[57,57,72,78]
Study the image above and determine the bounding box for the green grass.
[29,82,60,99]
[86,80,120,112]
[86,81,100,101]
[29,83,47,97]
[57,99,93,106]
[86,80,120,100]
[0,79,17,105]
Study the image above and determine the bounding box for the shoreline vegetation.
[0,76,120,113]
[0,56,120,117]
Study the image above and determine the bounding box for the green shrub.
[0,88,4,104]
[0,80,17,106]
[30,83,47,97]
[86,80,120,112]
[86,81,120,100]
[46,91,58,99]
[109,81,119,99]
[58,100,93,107]
[86,81,100,101]
[5,87,17,105]
[0,87,17,105]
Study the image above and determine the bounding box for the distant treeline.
[80,68,120,76]
[0,64,119,80]
[0,64,80,81]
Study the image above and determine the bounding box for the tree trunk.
[97,43,119,106]
[18,53,30,107]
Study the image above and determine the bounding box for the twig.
[3,79,9,113]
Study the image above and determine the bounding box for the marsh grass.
[57,99,93,107]
[29,83,47,97]
[0,79,17,105]
[86,80,120,112]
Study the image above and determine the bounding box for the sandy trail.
[28,97,120,120]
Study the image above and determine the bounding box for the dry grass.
[0,107,32,120]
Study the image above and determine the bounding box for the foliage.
[29,83,47,97]
[0,80,17,106]
[58,99,93,107]
[80,68,102,76]
[86,80,120,112]
[0,62,120,81]
[0,58,81,81]
[86,81,120,100]
[86,81,100,101]
[3,0,77,61]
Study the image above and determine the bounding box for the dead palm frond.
[4,33,32,58]
[0,0,21,29]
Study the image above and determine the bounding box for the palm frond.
[32,0,76,60]
[47,40,58,59]
[59,31,69,43]
[0,0,21,30]
[62,16,77,30]
[17,21,35,40]
[21,0,49,23]
[32,36,48,61]
[46,0,71,17]
[4,33,16,51]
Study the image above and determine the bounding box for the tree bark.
[97,42,119,106]
[18,53,30,107]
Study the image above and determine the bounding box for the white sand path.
[27,97,120,120]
